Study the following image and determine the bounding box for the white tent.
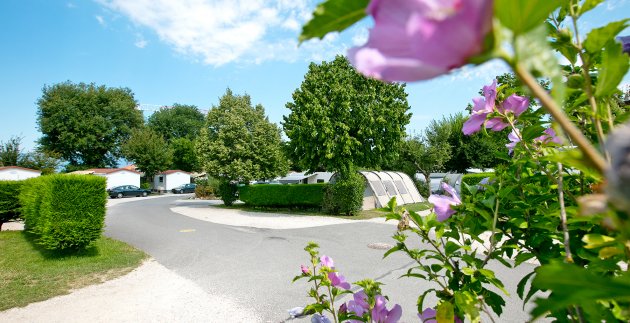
[332,171,425,210]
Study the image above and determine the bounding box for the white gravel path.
[0,259,261,323]
[170,199,402,229]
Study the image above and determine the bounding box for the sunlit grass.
[0,231,147,311]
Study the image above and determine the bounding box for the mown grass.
[0,231,147,311]
[217,201,432,220]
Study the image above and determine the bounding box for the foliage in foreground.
[0,231,146,311]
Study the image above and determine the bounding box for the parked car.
[108,185,151,198]
[172,183,196,194]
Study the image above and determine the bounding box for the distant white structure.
[278,172,334,184]
[0,166,41,181]
[154,170,192,192]
[78,168,141,189]
[331,171,425,210]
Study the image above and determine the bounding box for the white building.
[0,166,41,181]
[154,170,191,192]
[278,172,334,184]
[85,168,141,189]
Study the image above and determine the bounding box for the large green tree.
[147,104,205,141]
[282,55,411,173]
[37,81,143,168]
[121,128,172,182]
[196,89,288,183]
[170,137,200,172]
[0,136,60,174]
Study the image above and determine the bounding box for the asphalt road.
[104,196,539,322]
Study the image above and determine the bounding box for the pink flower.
[348,0,493,82]
[320,255,334,268]
[485,94,530,131]
[428,183,461,221]
[300,265,310,275]
[327,272,351,289]
[506,129,521,154]
[347,290,370,317]
[371,295,402,323]
[463,80,497,135]
[535,128,562,144]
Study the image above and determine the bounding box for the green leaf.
[515,25,566,106]
[598,246,623,259]
[582,233,616,249]
[583,19,629,54]
[531,262,630,318]
[299,0,369,43]
[495,0,564,35]
[383,243,403,258]
[386,196,397,212]
[516,271,536,300]
[514,253,536,267]
[436,301,455,323]
[595,40,630,97]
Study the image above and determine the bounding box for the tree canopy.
[147,104,205,141]
[170,137,200,172]
[0,136,60,174]
[282,55,411,173]
[37,81,143,168]
[121,127,172,181]
[196,89,288,182]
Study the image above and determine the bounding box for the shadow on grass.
[20,230,100,259]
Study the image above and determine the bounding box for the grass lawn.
[0,231,147,311]
[217,202,432,220]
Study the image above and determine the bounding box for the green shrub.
[238,184,327,209]
[323,171,365,216]
[0,181,23,230]
[414,179,430,198]
[140,182,151,190]
[19,175,107,250]
[194,177,220,199]
[218,180,238,206]
[462,173,494,187]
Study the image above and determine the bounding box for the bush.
[218,180,238,206]
[461,173,494,187]
[19,175,107,250]
[194,177,220,199]
[414,178,430,198]
[0,180,23,230]
[140,182,151,190]
[238,184,327,209]
[323,171,365,216]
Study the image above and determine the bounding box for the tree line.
[2,56,518,191]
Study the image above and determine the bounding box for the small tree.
[0,136,22,167]
[121,128,173,184]
[196,89,288,205]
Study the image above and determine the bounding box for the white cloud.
[134,34,148,48]
[444,59,510,83]
[67,2,76,8]
[95,0,347,66]
[95,15,105,26]
[607,0,627,10]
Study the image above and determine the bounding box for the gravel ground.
[0,259,260,322]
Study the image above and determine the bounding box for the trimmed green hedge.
[0,180,23,230]
[323,171,365,216]
[19,175,107,250]
[462,173,494,187]
[238,184,327,209]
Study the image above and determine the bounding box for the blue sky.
[1,0,629,151]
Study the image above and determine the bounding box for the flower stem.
[482,180,501,267]
[513,63,607,174]
[557,162,574,263]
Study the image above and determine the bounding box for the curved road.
[105,196,537,322]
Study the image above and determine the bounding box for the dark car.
[172,183,196,194]
[108,185,151,198]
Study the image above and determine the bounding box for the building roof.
[158,170,191,175]
[0,166,41,174]
[86,168,142,175]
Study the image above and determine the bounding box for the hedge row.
[238,184,327,208]
[0,180,23,230]
[19,174,107,250]
[462,173,494,187]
